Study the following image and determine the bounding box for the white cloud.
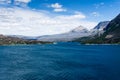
[0,0,31,4]
[14,0,31,7]
[0,7,97,36]
[14,0,31,3]
[91,12,100,17]
[51,3,62,9]
[0,0,11,4]
[94,2,105,9]
[54,8,67,12]
[49,3,67,12]
[56,11,86,20]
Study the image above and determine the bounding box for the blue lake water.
[0,42,120,80]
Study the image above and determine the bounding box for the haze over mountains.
[1,21,109,42]
[37,21,110,42]
[37,26,90,42]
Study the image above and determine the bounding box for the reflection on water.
[0,43,120,80]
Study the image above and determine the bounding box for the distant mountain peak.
[70,26,88,33]
[37,25,90,42]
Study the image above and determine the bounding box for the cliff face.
[102,14,120,43]
[104,14,120,39]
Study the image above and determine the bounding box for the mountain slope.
[75,13,120,44]
[37,26,90,42]
[90,21,109,35]
[104,14,120,39]
[94,21,109,30]
[0,34,51,45]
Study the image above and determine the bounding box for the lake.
[0,42,120,80]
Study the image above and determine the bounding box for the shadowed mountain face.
[104,14,120,39]
[74,13,120,44]
[37,26,90,42]
[94,21,110,30]
[90,21,110,36]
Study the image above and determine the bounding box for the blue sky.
[28,0,120,21]
[1,0,120,22]
[0,0,120,36]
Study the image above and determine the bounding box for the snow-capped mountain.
[74,13,120,44]
[37,26,90,42]
[70,26,89,33]
[94,21,110,30]
[90,21,110,35]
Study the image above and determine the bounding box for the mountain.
[103,14,120,43]
[75,13,120,44]
[8,35,37,40]
[37,26,90,42]
[94,21,110,30]
[90,21,110,35]
[0,34,51,45]
[70,26,88,33]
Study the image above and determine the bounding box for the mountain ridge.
[74,13,120,44]
[37,26,90,42]
[0,34,52,45]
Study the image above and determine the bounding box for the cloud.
[0,0,11,4]
[0,0,31,4]
[48,3,67,12]
[94,2,105,9]
[14,0,31,7]
[14,0,31,3]
[56,11,86,20]
[0,0,31,7]
[51,3,62,8]
[91,12,100,17]
[10,0,31,7]
[53,8,67,12]
[0,7,97,36]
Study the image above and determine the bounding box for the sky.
[0,0,120,36]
